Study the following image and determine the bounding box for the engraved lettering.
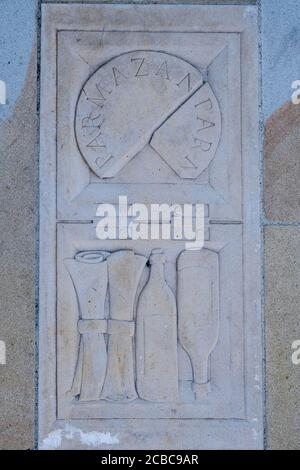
[82,113,104,129]
[180,155,198,169]
[95,83,112,100]
[155,61,170,80]
[195,98,213,110]
[83,86,109,108]
[87,131,106,148]
[192,137,212,152]
[176,73,191,92]
[196,118,215,131]
[75,51,220,179]
[131,57,148,77]
[85,98,105,108]
[96,154,113,169]
[112,66,128,86]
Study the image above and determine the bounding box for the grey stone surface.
[264,101,300,222]
[262,0,300,451]
[261,0,300,119]
[0,47,37,450]
[44,1,257,4]
[0,0,36,123]
[265,227,300,450]
[39,4,262,449]
[0,0,298,452]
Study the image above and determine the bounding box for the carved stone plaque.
[75,51,220,179]
[39,5,262,449]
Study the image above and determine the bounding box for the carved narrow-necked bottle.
[136,249,178,402]
[177,249,219,400]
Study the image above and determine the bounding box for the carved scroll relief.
[65,247,219,405]
[64,251,109,401]
[102,251,147,402]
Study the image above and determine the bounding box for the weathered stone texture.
[44,1,257,4]
[265,227,300,450]
[39,4,262,449]
[264,101,300,222]
[0,48,37,450]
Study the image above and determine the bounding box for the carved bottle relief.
[64,251,110,401]
[136,249,178,402]
[75,51,221,179]
[65,247,220,405]
[101,251,147,402]
[177,249,219,399]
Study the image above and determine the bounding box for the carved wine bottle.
[177,249,219,400]
[136,249,178,402]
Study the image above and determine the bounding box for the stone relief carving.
[136,249,178,402]
[64,251,110,401]
[102,251,147,402]
[177,249,219,400]
[40,4,262,448]
[66,50,222,409]
[65,247,219,404]
[75,51,221,179]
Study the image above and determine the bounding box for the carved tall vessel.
[136,249,178,402]
[177,249,219,399]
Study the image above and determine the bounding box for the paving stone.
[265,227,300,450]
[264,101,300,222]
[39,4,262,449]
[0,47,37,450]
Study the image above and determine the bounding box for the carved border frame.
[56,30,241,221]
[39,4,262,449]
[56,224,244,421]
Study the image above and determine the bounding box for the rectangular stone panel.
[39,4,262,449]
[57,29,241,220]
[265,227,300,449]
[57,223,244,421]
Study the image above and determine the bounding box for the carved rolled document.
[136,249,178,402]
[64,251,109,401]
[177,249,219,399]
[101,250,147,402]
